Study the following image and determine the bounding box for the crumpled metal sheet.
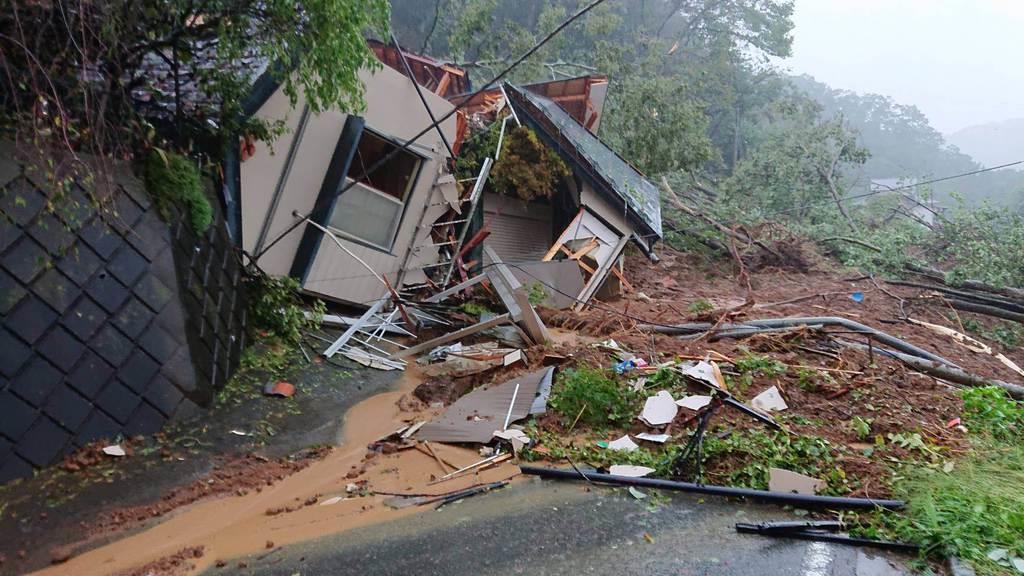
[417,367,555,444]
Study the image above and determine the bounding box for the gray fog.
[783,0,1024,135]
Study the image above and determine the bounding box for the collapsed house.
[228,43,662,310]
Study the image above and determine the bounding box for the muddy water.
[35,368,520,576]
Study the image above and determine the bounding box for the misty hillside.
[948,119,1024,170]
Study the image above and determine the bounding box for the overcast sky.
[782,0,1024,135]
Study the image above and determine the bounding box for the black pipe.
[640,316,955,368]
[735,523,919,553]
[519,466,905,510]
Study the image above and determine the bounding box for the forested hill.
[390,0,1021,210]
[791,75,1024,206]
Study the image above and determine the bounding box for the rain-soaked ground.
[1,352,916,576]
[0,355,402,575]
[212,479,912,576]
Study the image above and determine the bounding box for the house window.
[329,129,422,250]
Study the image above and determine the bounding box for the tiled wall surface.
[0,148,246,482]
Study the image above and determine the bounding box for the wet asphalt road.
[217,478,910,576]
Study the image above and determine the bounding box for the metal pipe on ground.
[676,325,825,342]
[838,340,1024,399]
[519,466,905,510]
[641,317,955,368]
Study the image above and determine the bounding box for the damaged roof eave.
[503,83,662,256]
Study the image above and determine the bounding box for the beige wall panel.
[239,87,303,254]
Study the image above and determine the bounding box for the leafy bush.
[548,367,641,428]
[962,387,1024,441]
[248,275,325,345]
[734,354,787,377]
[143,151,213,235]
[703,430,845,492]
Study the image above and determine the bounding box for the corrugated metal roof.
[504,83,663,239]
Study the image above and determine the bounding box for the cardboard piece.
[768,467,824,495]
[676,395,714,411]
[752,386,788,412]
[609,465,655,478]
[639,390,678,426]
[607,435,639,452]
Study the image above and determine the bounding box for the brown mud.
[33,366,519,576]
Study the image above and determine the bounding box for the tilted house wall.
[238,65,459,306]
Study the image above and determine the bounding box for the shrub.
[548,367,641,428]
[248,275,325,345]
[144,151,213,235]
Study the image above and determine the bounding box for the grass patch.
[889,443,1024,575]
[548,367,641,428]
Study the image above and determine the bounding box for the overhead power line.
[770,159,1024,217]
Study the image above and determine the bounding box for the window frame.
[327,127,426,253]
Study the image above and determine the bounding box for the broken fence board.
[324,297,387,358]
[390,313,512,360]
[425,274,488,303]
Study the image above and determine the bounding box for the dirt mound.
[88,449,329,537]
[114,546,204,576]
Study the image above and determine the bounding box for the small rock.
[215,559,227,568]
[265,541,274,549]
[49,547,72,565]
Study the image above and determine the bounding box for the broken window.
[329,129,422,250]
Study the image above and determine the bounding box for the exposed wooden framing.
[574,234,631,311]
[390,313,512,360]
[435,72,452,96]
[542,209,584,261]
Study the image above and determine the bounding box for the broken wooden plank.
[425,274,487,303]
[390,313,512,360]
[483,245,548,344]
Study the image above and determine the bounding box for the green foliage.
[889,443,1024,574]
[489,127,571,201]
[961,387,1024,441]
[937,200,1024,289]
[703,429,846,493]
[458,123,569,201]
[143,151,212,235]
[548,367,641,428]
[460,301,492,317]
[602,76,718,176]
[248,275,325,345]
[733,354,786,377]
[965,321,1024,349]
[525,282,547,306]
[849,416,873,441]
[3,0,389,154]
[687,299,714,314]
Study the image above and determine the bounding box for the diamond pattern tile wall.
[0,153,247,483]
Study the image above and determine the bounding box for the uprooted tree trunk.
[660,177,783,261]
[904,263,1024,302]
